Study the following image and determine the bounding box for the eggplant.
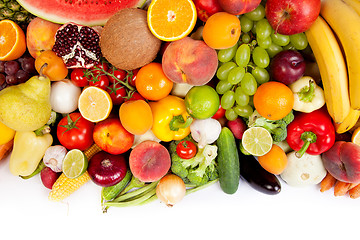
[239,152,281,195]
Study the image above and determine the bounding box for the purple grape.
[20,56,36,74]
[15,69,30,83]
[0,61,5,73]
[6,75,18,85]
[0,73,5,85]
[4,61,20,76]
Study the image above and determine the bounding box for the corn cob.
[48,143,102,202]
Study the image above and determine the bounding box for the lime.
[184,85,220,119]
[62,149,88,179]
[241,127,273,156]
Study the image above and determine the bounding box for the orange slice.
[147,0,197,41]
[78,86,113,123]
[0,20,26,61]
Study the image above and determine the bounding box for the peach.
[162,37,218,86]
[26,17,61,59]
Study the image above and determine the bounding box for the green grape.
[271,32,290,46]
[218,43,238,63]
[235,87,249,106]
[289,32,308,50]
[240,15,253,33]
[216,80,233,95]
[251,21,257,34]
[241,72,257,95]
[256,19,272,40]
[252,66,270,85]
[252,46,270,68]
[227,66,245,85]
[216,61,237,81]
[241,33,251,43]
[221,90,236,110]
[266,42,283,58]
[283,43,296,50]
[225,108,238,121]
[235,43,251,67]
[257,35,272,49]
[234,105,254,118]
[245,4,265,21]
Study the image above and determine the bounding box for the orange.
[352,127,360,146]
[258,144,288,175]
[253,81,294,120]
[35,50,68,81]
[135,62,173,101]
[78,86,113,122]
[119,100,153,135]
[202,12,241,49]
[147,0,197,41]
[0,20,26,61]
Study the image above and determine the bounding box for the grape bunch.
[215,4,308,121]
[0,55,37,91]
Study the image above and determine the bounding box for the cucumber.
[216,127,240,194]
[102,170,132,201]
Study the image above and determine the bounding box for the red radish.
[129,140,171,182]
[227,117,247,139]
[40,167,61,190]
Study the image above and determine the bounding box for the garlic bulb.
[43,145,67,172]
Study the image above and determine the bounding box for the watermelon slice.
[16,0,148,26]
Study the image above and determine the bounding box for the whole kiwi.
[100,8,161,71]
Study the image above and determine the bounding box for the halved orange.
[0,20,26,61]
[78,86,113,123]
[147,0,197,41]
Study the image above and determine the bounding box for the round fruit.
[87,151,128,187]
[202,12,241,49]
[34,50,68,81]
[119,100,153,135]
[0,20,26,61]
[241,126,273,156]
[62,149,88,179]
[253,81,294,120]
[185,85,220,119]
[258,144,287,175]
[135,62,173,101]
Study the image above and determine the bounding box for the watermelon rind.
[16,0,149,26]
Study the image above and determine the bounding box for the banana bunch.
[305,0,360,133]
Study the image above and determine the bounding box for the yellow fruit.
[0,121,15,145]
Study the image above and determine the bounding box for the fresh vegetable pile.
[1,0,360,212]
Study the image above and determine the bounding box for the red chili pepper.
[286,108,335,158]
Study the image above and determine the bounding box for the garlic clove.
[43,145,67,172]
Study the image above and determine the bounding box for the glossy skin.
[218,0,261,15]
[265,0,321,35]
[176,140,197,159]
[193,0,224,22]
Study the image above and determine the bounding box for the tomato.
[125,91,146,102]
[70,68,88,87]
[90,61,109,76]
[128,68,139,87]
[108,68,127,84]
[89,74,109,90]
[212,104,226,119]
[176,140,197,159]
[106,84,127,105]
[57,112,95,151]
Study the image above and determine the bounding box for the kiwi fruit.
[100,8,161,71]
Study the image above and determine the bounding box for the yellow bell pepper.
[149,95,192,142]
[9,127,53,176]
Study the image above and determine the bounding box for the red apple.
[265,0,321,35]
[218,0,261,15]
[322,141,360,183]
[93,117,134,155]
[193,0,224,22]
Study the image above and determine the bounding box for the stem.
[112,181,158,202]
[92,66,135,91]
[296,131,317,158]
[39,63,48,78]
[170,115,193,131]
[298,79,316,103]
[185,179,219,195]
[104,189,157,208]
[119,176,145,195]
[34,125,51,136]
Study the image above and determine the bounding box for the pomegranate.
[52,23,101,68]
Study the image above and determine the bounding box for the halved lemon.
[147,0,197,41]
[0,19,26,61]
[241,126,273,156]
[78,86,113,122]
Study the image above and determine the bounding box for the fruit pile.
[1,0,360,212]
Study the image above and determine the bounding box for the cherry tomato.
[128,68,139,87]
[70,68,88,87]
[176,140,197,159]
[125,91,146,102]
[106,84,127,105]
[89,74,109,90]
[108,68,127,84]
[212,104,226,119]
[57,112,95,151]
[90,61,109,76]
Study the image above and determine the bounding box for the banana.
[305,16,350,124]
[335,108,360,134]
[321,0,360,110]
[342,0,360,15]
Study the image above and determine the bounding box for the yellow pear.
[0,69,51,132]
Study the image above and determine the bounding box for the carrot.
[0,139,13,161]
[320,172,337,192]
[349,184,360,199]
[334,180,353,196]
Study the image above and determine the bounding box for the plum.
[227,117,247,139]
[129,140,171,182]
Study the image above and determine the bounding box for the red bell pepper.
[286,108,335,158]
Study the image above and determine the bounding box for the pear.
[0,69,52,132]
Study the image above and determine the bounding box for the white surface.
[0,153,359,239]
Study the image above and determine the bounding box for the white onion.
[50,79,81,114]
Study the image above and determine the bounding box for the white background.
[1,153,359,240]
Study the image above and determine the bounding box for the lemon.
[0,121,15,145]
[241,127,273,156]
[62,149,88,179]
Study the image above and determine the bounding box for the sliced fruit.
[78,86,113,123]
[241,126,273,156]
[0,19,26,61]
[352,127,360,146]
[62,149,88,179]
[147,0,197,41]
